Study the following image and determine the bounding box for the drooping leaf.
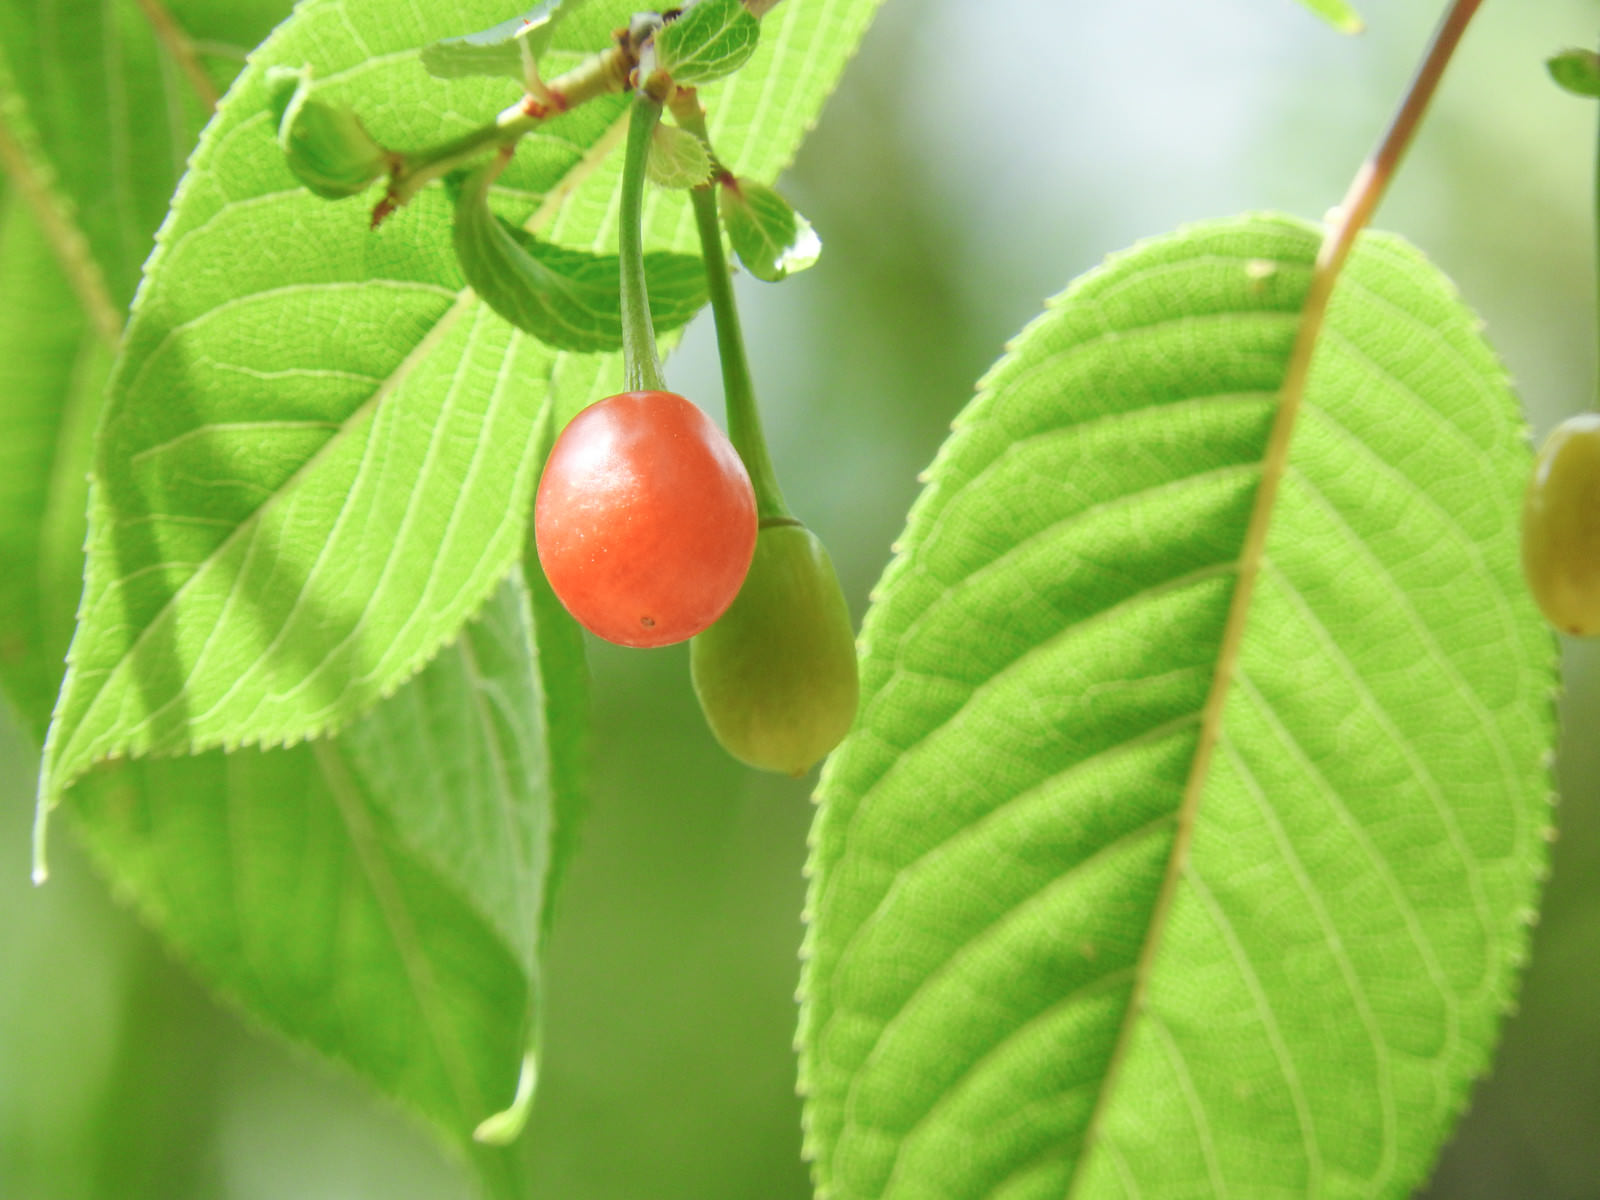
[452,160,707,351]
[37,0,885,808]
[720,175,819,281]
[420,0,571,85]
[1294,0,1364,34]
[648,120,714,189]
[656,0,761,86]
[268,65,391,199]
[521,402,592,940]
[1548,48,1600,100]
[0,5,578,1179]
[799,214,1556,1200]
[0,189,565,1185]
[69,571,556,1154]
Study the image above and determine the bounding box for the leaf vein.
[1262,559,1497,985]
[1185,867,1323,1194]
[1222,728,1400,1189]
[878,967,1136,1197]
[1146,1011,1229,1198]
[838,815,1175,1151]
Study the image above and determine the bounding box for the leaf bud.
[267,65,389,200]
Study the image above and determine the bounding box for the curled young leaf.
[267,64,389,199]
[719,176,820,282]
[1547,48,1600,99]
[452,160,707,351]
[648,121,714,189]
[655,0,761,86]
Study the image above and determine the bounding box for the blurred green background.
[3,1,1598,1196]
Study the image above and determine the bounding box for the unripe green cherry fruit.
[535,391,757,648]
[691,522,859,776]
[1522,412,1600,636]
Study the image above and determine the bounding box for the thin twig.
[0,112,123,346]
[133,0,220,111]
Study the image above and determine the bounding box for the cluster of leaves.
[2,0,879,1189]
[0,0,1569,1198]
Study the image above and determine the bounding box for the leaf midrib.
[0,92,123,345]
[1062,240,1319,1200]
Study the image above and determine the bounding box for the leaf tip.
[31,774,55,884]
[472,1049,539,1145]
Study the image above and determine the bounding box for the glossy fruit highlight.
[1522,412,1600,636]
[691,522,859,775]
[535,391,757,647]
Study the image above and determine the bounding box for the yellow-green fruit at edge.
[691,523,859,776]
[1522,412,1600,636]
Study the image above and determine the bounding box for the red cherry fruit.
[535,390,757,647]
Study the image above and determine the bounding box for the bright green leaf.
[522,403,592,939]
[0,182,568,1181]
[1294,0,1364,34]
[1548,48,1600,99]
[452,161,707,351]
[720,176,819,281]
[420,0,571,85]
[38,0,884,809]
[648,120,714,189]
[656,0,761,86]
[799,215,1555,1200]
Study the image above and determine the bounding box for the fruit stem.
[619,95,669,393]
[672,90,791,521]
